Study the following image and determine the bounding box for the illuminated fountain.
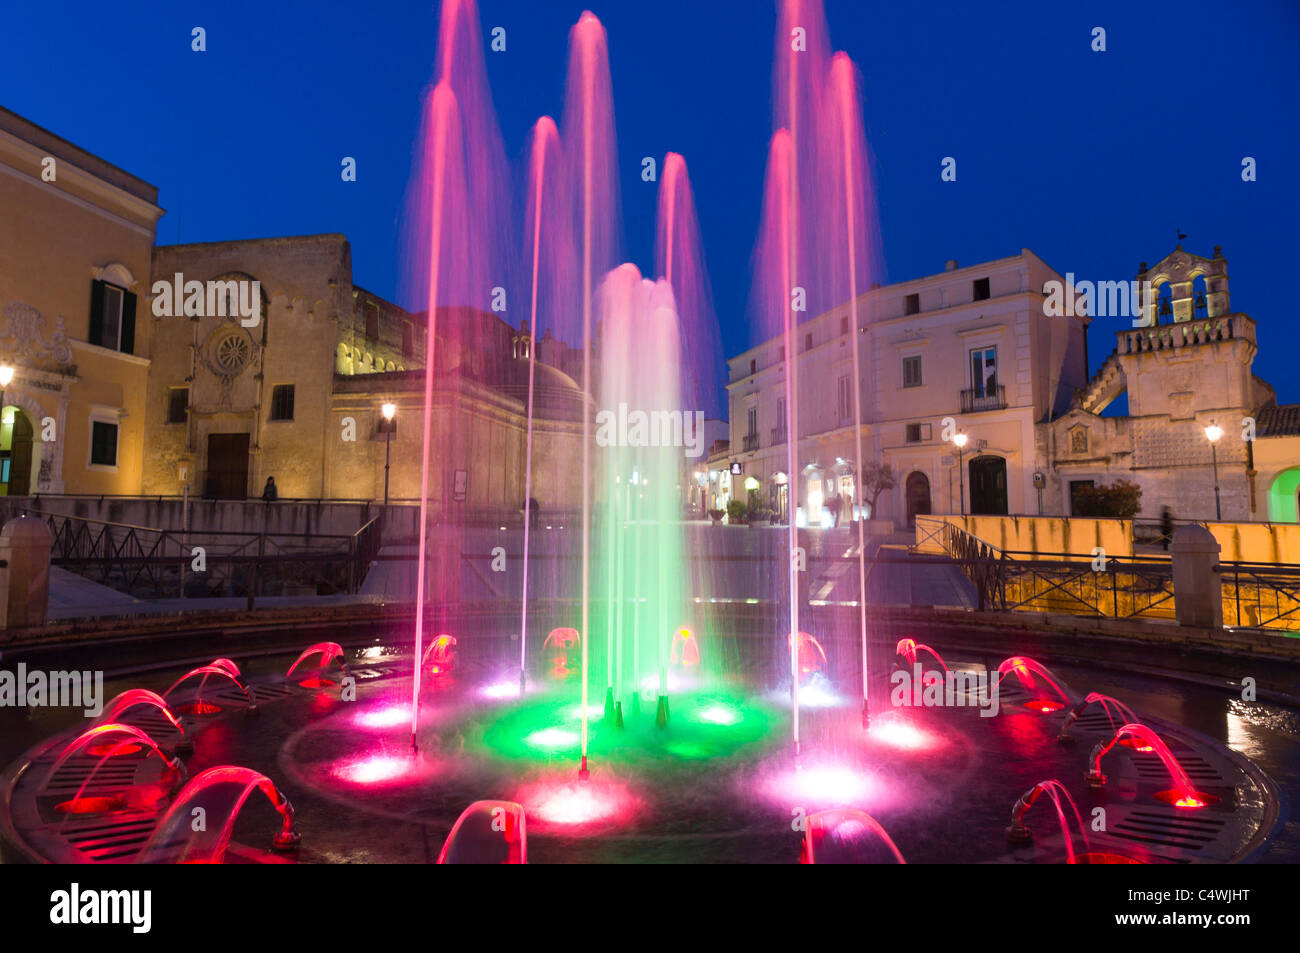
[164,664,256,715]
[437,800,527,864]
[996,655,1076,713]
[134,766,299,863]
[801,808,905,864]
[1086,723,1215,808]
[286,642,350,688]
[42,723,186,816]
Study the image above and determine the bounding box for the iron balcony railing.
[743,433,760,451]
[960,385,1007,413]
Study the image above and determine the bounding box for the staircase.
[1074,349,1126,414]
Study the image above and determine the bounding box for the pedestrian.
[529,497,540,529]
[1160,505,1173,550]
[262,476,278,502]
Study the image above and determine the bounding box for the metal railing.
[1219,561,1300,630]
[959,385,1007,413]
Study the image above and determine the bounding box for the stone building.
[724,244,1300,527]
[144,234,585,519]
[1044,244,1300,523]
[0,106,164,495]
[725,250,1088,525]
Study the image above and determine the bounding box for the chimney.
[945,259,958,271]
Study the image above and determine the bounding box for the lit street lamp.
[0,364,13,412]
[953,431,969,515]
[1204,422,1223,521]
[380,402,397,505]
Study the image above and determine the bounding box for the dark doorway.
[904,470,930,527]
[206,433,250,499]
[5,411,33,496]
[1069,480,1096,517]
[969,456,1008,515]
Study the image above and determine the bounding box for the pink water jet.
[1006,780,1090,863]
[422,634,457,675]
[286,642,349,688]
[996,656,1075,711]
[94,689,185,742]
[801,808,905,864]
[134,766,299,863]
[43,723,185,816]
[670,627,700,668]
[1087,723,1214,808]
[437,800,527,864]
[1058,692,1139,743]
[544,627,580,678]
[788,631,827,679]
[164,664,255,713]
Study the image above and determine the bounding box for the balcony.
[960,385,1007,413]
[770,427,787,446]
[743,433,760,452]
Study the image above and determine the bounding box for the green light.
[525,727,580,750]
[696,702,742,726]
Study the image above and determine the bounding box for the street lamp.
[380,402,397,505]
[1204,422,1223,521]
[0,365,13,413]
[953,432,969,516]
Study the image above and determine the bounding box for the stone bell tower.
[1134,243,1231,327]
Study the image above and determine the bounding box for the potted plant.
[726,499,748,525]
[748,503,772,528]
[708,507,725,525]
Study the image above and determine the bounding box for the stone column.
[0,515,54,628]
[1171,524,1222,629]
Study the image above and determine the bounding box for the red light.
[55,796,126,815]
[174,701,222,715]
[85,743,144,757]
[1028,700,1063,713]
[299,677,336,688]
[1153,789,1216,809]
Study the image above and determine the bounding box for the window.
[269,384,295,421]
[905,293,920,315]
[746,407,758,438]
[779,345,785,361]
[90,420,118,467]
[837,375,851,422]
[973,277,990,301]
[840,315,849,336]
[970,347,998,397]
[804,332,813,352]
[902,354,923,388]
[365,302,379,340]
[402,323,415,359]
[749,358,756,376]
[905,422,932,443]
[89,279,136,354]
[167,388,189,424]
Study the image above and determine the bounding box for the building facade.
[144,235,585,519]
[725,250,1089,526]
[0,106,164,495]
[725,245,1299,528]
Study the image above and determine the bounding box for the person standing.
[262,476,279,502]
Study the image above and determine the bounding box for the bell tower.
[1135,244,1230,328]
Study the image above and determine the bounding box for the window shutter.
[120,290,137,354]
[89,280,105,347]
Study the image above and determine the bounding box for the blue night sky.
[4,0,1298,407]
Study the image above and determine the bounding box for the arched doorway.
[0,408,35,496]
[905,471,930,527]
[969,455,1008,515]
[1268,468,1300,523]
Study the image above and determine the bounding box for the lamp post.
[1204,422,1223,521]
[380,402,397,506]
[953,431,969,516]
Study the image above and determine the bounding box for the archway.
[969,455,1008,515]
[904,471,930,527]
[1268,468,1300,523]
[0,407,36,496]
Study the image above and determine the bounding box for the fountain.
[133,766,299,863]
[1005,780,1089,863]
[801,808,905,864]
[1086,723,1214,808]
[437,800,527,864]
[42,723,186,816]
[164,664,256,714]
[996,656,1076,712]
[286,642,350,688]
